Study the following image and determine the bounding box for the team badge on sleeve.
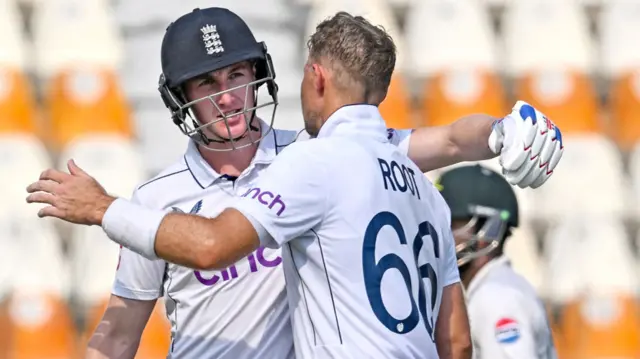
[494,318,520,344]
[387,128,396,140]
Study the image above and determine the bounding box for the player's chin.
[211,116,249,140]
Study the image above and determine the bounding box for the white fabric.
[405,0,498,77]
[103,198,167,259]
[466,257,557,359]
[231,105,457,358]
[502,0,595,75]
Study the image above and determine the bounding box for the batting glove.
[488,101,564,189]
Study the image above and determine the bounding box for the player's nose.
[213,90,236,115]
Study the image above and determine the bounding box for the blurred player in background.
[26,7,563,359]
[437,164,558,359]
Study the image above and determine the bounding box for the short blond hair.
[307,11,396,101]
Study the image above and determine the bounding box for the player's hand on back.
[25,159,116,225]
[488,101,564,189]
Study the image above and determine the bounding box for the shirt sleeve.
[469,286,538,359]
[111,189,166,301]
[386,128,413,156]
[230,142,327,248]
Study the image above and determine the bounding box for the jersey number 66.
[362,211,440,341]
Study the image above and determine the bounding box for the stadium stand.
[406,0,506,127]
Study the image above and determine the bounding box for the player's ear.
[312,64,325,97]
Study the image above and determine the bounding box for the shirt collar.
[466,256,512,299]
[316,104,388,143]
[183,119,278,188]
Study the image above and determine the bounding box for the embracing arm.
[406,114,498,172]
[153,208,259,270]
[26,143,326,271]
[102,199,260,271]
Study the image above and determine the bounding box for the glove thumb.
[488,119,505,155]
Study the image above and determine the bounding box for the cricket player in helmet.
[438,164,558,359]
[158,7,279,151]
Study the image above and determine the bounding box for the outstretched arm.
[401,101,564,189]
[406,114,498,172]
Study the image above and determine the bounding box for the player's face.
[451,219,474,249]
[183,61,257,140]
[300,60,324,137]
[451,218,478,280]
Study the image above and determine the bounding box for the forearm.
[407,114,498,172]
[436,284,473,359]
[154,210,258,270]
[85,296,154,359]
[448,114,498,163]
[101,199,259,270]
[86,325,140,359]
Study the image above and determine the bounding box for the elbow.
[455,334,473,359]
[440,332,473,359]
[193,239,225,271]
[450,318,473,359]
[436,327,473,359]
[193,248,218,271]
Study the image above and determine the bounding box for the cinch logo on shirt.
[240,187,286,216]
[194,247,282,286]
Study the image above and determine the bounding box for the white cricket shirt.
[465,256,557,359]
[232,105,460,359]
[112,118,413,359]
[113,121,299,359]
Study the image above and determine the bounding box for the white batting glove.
[488,101,564,189]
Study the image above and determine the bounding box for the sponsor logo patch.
[495,317,520,344]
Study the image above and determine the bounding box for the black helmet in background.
[436,164,519,267]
